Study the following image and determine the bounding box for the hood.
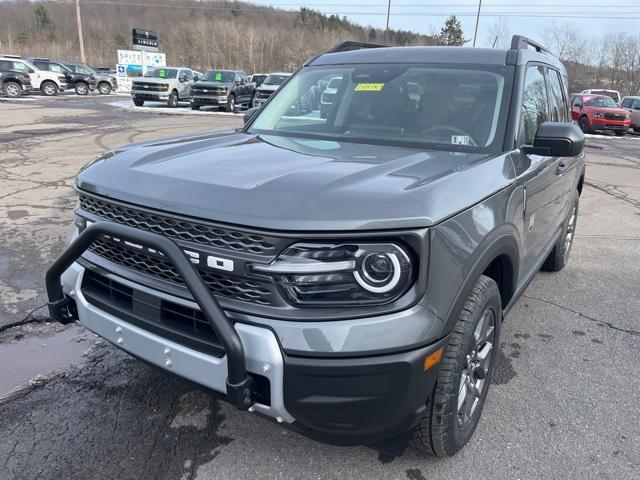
[194,81,233,88]
[134,77,170,84]
[258,84,280,92]
[77,132,515,231]
[589,106,628,115]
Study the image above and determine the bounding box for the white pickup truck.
[131,67,201,107]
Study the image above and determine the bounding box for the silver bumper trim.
[63,263,294,423]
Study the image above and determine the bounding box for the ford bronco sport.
[47,36,585,457]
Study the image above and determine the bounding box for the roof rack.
[325,41,387,54]
[0,54,22,59]
[510,35,553,56]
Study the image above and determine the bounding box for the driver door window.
[520,66,549,144]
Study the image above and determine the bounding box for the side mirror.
[522,122,584,157]
[244,106,260,125]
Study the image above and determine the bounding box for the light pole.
[473,0,482,47]
[76,0,86,64]
[384,0,391,44]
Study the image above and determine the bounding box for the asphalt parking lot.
[0,94,639,479]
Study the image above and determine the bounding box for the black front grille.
[79,194,278,255]
[192,86,226,95]
[88,238,274,305]
[82,269,225,356]
[256,90,273,99]
[132,82,162,92]
[604,113,626,121]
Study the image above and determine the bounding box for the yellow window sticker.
[355,83,385,92]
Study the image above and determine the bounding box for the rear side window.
[0,60,11,70]
[11,61,32,73]
[546,69,568,122]
[520,65,549,144]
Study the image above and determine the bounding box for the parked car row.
[0,54,117,97]
[130,67,296,111]
[571,93,633,135]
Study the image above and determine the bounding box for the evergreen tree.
[34,3,54,32]
[368,28,377,42]
[438,15,468,46]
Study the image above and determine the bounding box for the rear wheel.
[168,90,179,108]
[75,82,89,95]
[97,82,111,95]
[542,189,579,272]
[3,81,22,98]
[41,81,58,96]
[615,131,626,136]
[412,275,501,457]
[133,97,144,107]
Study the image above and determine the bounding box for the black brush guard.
[45,221,255,410]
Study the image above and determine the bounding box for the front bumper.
[132,91,169,101]
[591,118,630,131]
[191,95,228,106]
[48,222,445,449]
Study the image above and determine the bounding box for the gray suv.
[47,37,585,458]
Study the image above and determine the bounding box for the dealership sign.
[132,28,159,52]
[117,50,166,73]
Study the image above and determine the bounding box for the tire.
[191,104,200,111]
[542,189,579,272]
[412,275,502,457]
[41,81,58,96]
[3,81,22,98]
[615,131,626,136]
[133,97,144,107]
[633,127,640,133]
[168,90,179,108]
[249,94,256,109]
[75,82,89,95]
[578,115,590,133]
[98,82,112,95]
[225,94,236,112]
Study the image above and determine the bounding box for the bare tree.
[485,17,510,49]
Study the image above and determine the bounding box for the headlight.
[625,114,631,120]
[251,242,414,306]
[160,84,169,91]
[593,112,605,119]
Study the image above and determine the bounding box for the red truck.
[571,94,631,136]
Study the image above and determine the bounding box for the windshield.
[585,96,617,108]
[590,90,619,102]
[144,68,177,79]
[202,71,234,82]
[249,63,510,152]
[264,74,290,86]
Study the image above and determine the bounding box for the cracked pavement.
[0,96,639,479]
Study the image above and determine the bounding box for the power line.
[81,2,640,18]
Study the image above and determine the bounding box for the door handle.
[556,159,569,174]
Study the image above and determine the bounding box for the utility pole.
[384,0,391,44]
[473,0,482,47]
[76,0,86,64]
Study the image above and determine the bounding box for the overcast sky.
[251,0,640,46]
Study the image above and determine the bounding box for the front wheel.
[225,95,236,112]
[191,104,200,110]
[41,81,58,96]
[75,82,89,95]
[615,131,626,136]
[412,275,501,457]
[133,97,144,107]
[542,189,579,272]
[578,115,590,133]
[3,81,23,98]
[168,90,179,108]
[98,82,111,95]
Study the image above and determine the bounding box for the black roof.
[309,36,566,74]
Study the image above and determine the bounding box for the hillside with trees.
[0,0,441,73]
